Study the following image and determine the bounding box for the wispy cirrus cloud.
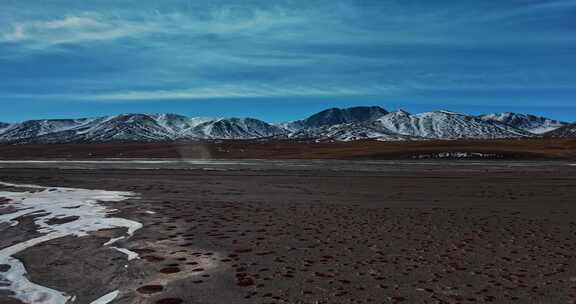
[87,84,395,101]
[0,6,306,51]
[3,83,399,102]
[1,14,155,49]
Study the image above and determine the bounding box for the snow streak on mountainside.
[544,124,576,138]
[479,112,568,134]
[0,122,11,133]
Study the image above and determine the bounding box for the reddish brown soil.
[0,138,575,160]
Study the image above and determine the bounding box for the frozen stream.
[0,181,142,304]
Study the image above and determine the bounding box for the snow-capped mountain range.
[0,107,571,144]
[0,114,287,144]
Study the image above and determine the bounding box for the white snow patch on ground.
[88,290,119,304]
[0,181,142,304]
[0,234,71,304]
[110,247,139,261]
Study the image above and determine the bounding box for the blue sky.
[1,0,575,123]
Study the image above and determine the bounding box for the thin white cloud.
[87,84,394,101]
[42,16,103,29]
[3,80,576,103]
[1,14,156,49]
[0,84,398,102]
[0,7,306,50]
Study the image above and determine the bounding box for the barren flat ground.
[1,160,576,304]
[0,139,575,160]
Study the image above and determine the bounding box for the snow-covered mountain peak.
[192,117,287,139]
[283,106,388,131]
[479,112,568,134]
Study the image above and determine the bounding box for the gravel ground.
[0,160,575,304]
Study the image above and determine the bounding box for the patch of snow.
[0,233,71,304]
[0,181,141,304]
[528,126,559,134]
[109,247,139,261]
[89,290,119,304]
[412,152,503,159]
[103,237,124,246]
